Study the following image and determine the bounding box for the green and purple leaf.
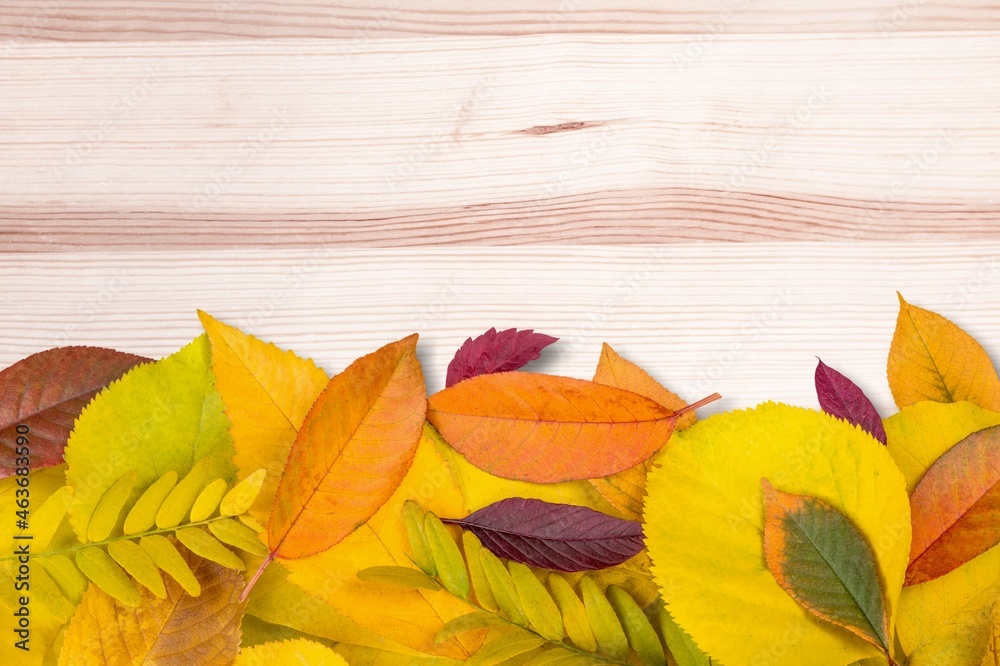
[815,359,887,445]
[761,479,892,658]
[0,347,149,478]
[906,423,1000,585]
[442,497,643,572]
[445,328,557,387]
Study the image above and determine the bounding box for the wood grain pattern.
[2,245,998,417]
[2,1,997,42]
[2,35,997,249]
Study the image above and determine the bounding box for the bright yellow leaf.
[284,426,482,659]
[199,311,329,523]
[888,295,1000,412]
[236,638,347,666]
[884,400,1000,492]
[644,403,911,666]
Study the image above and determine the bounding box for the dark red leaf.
[445,328,557,388]
[815,359,887,445]
[442,497,644,572]
[0,347,149,478]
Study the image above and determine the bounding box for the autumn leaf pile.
[0,296,997,665]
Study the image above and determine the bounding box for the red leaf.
[442,497,644,572]
[0,347,149,478]
[445,328,557,387]
[815,359,887,445]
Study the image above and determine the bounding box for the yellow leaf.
[284,428,482,658]
[140,535,201,597]
[236,638,347,666]
[75,547,140,607]
[268,335,426,560]
[508,563,563,641]
[885,400,1000,492]
[897,545,1000,666]
[33,563,77,623]
[644,403,911,666]
[190,478,228,522]
[468,631,546,666]
[888,295,1000,411]
[984,598,999,666]
[124,470,177,535]
[220,468,266,517]
[606,585,665,666]
[590,344,695,520]
[176,527,246,571]
[404,500,437,576]
[59,548,244,665]
[199,311,329,523]
[209,518,269,556]
[32,485,73,551]
[41,554,88,605]
[549,573,597,652]
[107,539,166,598]
[479,547,527,625]
[86,470,136,542]
[357,565,442,591]
[425,512,469,598]
[580,576,629,661]
[156,457,212,529]
[463,532,498,612]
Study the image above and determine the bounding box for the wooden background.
[1,1,998,417]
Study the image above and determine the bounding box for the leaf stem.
[677,392,722,416]
[240,551,274,602]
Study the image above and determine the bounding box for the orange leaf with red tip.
[267,334,427,560]
[906,423,1000,585]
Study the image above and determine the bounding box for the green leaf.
[508,562,564,642]
[656,608,711,666]
[139,535,201,596]
[75,546,140,607]
[175,527,246,571]
[356,566,442,591]
[190,478,227,522]
[209,517,269,556]
[65,336,235,539]
[107,539,166,598]
[548,574,597,653]
[220,468,266,517]
[761,479,891,657]
[123,470,177,535]
[435,612,507,644]
[479,547,527,625]
[463,532,498,612]
[580,576,628,661]
[403,500,437,576]
[468,632,546,666]
[156,457,212,529]
[86,470,137,542]
[425,512,470,599]
[606,585,664,666]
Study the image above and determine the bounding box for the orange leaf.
[427,372,679,483]
[589,343,694,519]
[906,424,1000,585]
[268,335,426,560]
[888,294,1000,411]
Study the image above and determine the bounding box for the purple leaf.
[815,358,887,445]
[445,327,557,388]
[0,347,150,478]
[442,497,644,572]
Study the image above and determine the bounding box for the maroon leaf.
[815,358,887,445]
[0,347,149,478]
[445,328,557,388]
[442,497,644,572]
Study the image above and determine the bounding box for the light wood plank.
[1,35,997,249]
[2,0,998,41]
[2,244,999,416]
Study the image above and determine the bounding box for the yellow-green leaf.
[33,562,77,622]
[357,565,442,591]
[209,517,269,556]
[645,403,911,666]
[549,574,597,653]
[404,500,437,576]
[175,527,245,571]
[240,513,265,533]
[124,470,177,535]
[75,546,140,607]
[435,613,507,644]
[220,468,266,517]
[508,562,563,641]
[657,608,711,666]
[236,638,348,666]
[580,576,629,661]
[86,470,137,542]
[107,539,166,598]
[190,478,228,522]
[469,632,546,666]
[606,585,665,666]
[464,532,498,612]
[40,553,88,604]
[479,548,527,625]
[156,457,212,529]
[425,512,470,599]
[139,535,201,596]
[32,485,72,551]
[888,295,1000,412]
[65,336,235,540]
